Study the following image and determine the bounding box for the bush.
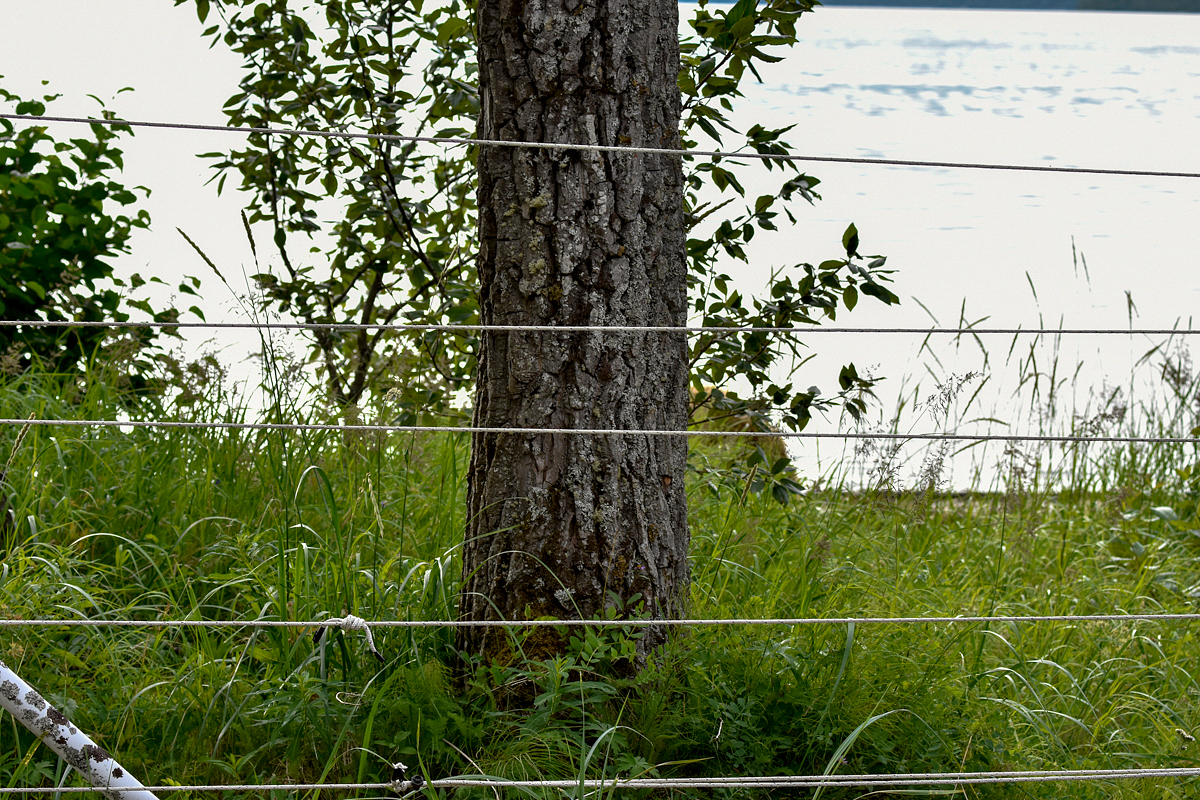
[0,83,196,391]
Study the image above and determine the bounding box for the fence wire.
[5,612,1200,629]
[1,319,1197,336]
[4,766,1200,793]
[0,417,1195,445]
[4,112,1200,179]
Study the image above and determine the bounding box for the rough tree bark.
[458,0,688,661]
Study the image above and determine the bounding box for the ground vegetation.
[1,333,1198,798]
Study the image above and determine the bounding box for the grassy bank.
[2,355,1200,799]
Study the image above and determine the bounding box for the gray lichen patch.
[85,744,114,764]
[23,688,47,711]
[518,257,549,296]
[61,744,90,772]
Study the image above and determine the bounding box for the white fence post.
[0,658,160,800]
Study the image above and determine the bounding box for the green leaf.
[725,0,758,28]
[839,363,859,391]
[677,70,697,95]
[250,645,277,664]
[842,223,859,258]
[728,14,756,38]
[861,281,900,305]
[15,100,46,116]
[748,446,768,466]
[842,285,857,311]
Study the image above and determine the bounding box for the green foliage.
[175,0,479,413]
[175,0,900,477]
[0,83,189,388]
[3,345,1200,798]
[679,1,900,452]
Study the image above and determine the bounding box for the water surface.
[705,8,1200,485]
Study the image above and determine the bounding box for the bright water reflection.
[701,7,1200,488]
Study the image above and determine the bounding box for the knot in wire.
[313,614,384,663]
[332,614,370,632]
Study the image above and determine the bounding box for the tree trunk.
[459,0,688,662]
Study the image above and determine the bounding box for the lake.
[3,3,1198,489]
[706,7,1200,488]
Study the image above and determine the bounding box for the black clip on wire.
[390,761,426,795]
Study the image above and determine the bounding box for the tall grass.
[2,330,1199,799]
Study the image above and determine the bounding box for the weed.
[2,326,1200,800]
